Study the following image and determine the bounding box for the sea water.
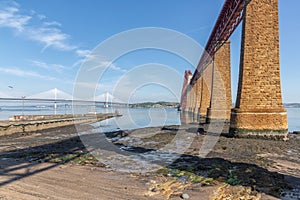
[0,101,299,132]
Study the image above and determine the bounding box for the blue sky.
[0,0,299,103]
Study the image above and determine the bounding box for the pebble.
[178,176,189,184]
[181,193,190,199]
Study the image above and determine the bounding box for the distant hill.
[129,102,300,109]
[284,103,300,108]
[130,101,180,108]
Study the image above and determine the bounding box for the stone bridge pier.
[180,0,288,139]
[199,63,212,117]
[207,41,232,123]
[180,70,193,113]
[229,0,288,139]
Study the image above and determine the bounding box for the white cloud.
[76,49,92,57]
[43,21,62,27]
[30,60,67,72]
[0,67,55,80]
[0,1,76,51]
[72,49,96,68]
[37,14,46,20]
[86,60,127,73]
[28,27,76,51]
[72,59,84,68]
[75,49,99,63]
[0,4,31,31]
[30,60,48,69]
[110,63,127,73]
[74,49,127,73]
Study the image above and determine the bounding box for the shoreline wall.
[0,114,114,136]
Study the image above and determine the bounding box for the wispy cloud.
[74,49,127,73]
[29,27,76,51]
[76,49,92,57]
[43,21,61,27]
[30,60,67,72]
[109,63,127,73]
[0,67,55,80]
[0,2,31,31]
[86,60,127,73]
[37,14,46,20]
[0,0,76,51]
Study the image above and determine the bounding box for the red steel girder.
[190,0,245,85]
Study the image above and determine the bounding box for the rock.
[151,188,157,192]
[197,128,205,135]
[181,193,190,199]
[178,176,189,184]
[120,131,129,137]
[293,131,300,135]
[161,125,179,131]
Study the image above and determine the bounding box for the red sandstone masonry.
[207,41,232,121]
[186,86,192,112]
[192,79,198,110]
[180,70,193,111]
[195,78,202,114]
[199,63,212,116]
[191,83,197,111]
[230,0,288,137]
[186,74,193,112]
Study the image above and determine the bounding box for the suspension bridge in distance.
[0,88,129,108]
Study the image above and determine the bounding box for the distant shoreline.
[284,103,300,108]
[129,101,180,109]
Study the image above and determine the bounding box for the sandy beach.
[0,121,299,200]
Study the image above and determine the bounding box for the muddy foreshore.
[0,121,299,199]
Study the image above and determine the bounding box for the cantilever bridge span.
[180,0,288,139]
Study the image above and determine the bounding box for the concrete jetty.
[0,113,114,136]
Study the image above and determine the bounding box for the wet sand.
[0,121,299,199]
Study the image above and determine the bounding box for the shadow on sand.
[0,124,299,199]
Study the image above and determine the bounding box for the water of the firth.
[0,102,299,132]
